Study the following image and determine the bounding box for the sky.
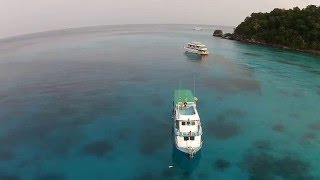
[0,0,319,38]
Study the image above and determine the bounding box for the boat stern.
[198,50,209,55]
[175,135,202,158]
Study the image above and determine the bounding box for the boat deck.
[179,106,195,115]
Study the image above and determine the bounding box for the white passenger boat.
[184,42,209,55]
[173,89,202,158]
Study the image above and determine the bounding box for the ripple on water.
[0,174,20,180]
[139,128,170,155]
[134,172,154,180]
[0,149,14,161]
[117,128,134,141]
[35,172,66,180]
[150,95,165,107]
[316,85,320,95]
[0,113,88,158]
[197,172,209,179]
[161,168,179,179]
[139,116,170,155]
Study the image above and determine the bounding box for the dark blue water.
[0,24,320,179]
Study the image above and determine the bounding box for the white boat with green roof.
[173,89,202,157]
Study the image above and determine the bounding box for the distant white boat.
[184,42,209,55]
[173,89,202,158]
[194,27,202,31]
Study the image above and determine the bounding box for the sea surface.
[0,24,320,180]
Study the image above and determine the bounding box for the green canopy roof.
[174,89,194,105]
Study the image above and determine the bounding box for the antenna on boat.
[193,75,198,103]
[179,80,181,99]
[194,75,196,97]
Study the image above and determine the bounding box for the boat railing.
[175,129,203,136]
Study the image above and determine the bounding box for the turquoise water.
[0,24,320,179]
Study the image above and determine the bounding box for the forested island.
[224,5,320,55]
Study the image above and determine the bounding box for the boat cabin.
[187,42,206,50]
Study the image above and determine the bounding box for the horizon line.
[0,23,235,42]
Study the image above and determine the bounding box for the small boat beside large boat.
[172,89,202,158]
[184,42,209,55]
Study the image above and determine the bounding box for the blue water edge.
[0,24,320,179]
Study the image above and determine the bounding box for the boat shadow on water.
[171,144,201,173]
[184,52,208,62]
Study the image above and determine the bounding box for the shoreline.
[220,35,320,56]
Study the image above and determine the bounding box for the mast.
[194,75,196,97]
[179,80,181,101]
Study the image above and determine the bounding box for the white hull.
[184,47,209,55]
[173,121,202,157]
[175,137,202,154]
[184,47,199,54]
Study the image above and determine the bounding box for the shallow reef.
[239,152,313,179]
[300,132,317,144]
[83,140,113,157]
[207,114,241,140]
[253,140,271,150]
[308,121,320,130]
[271,123,285,132]
[213,158,231,171]
[139,128,170,155]
[202,76,261,94]
[289,112,300,118]
[243,52,263,57]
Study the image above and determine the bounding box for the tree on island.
[233,5,320,51]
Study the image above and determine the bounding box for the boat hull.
[173,123,202,157]
[184,47,198,54]
[175,141,202,155]
[184,47,209,55]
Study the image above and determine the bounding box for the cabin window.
[191,121,195,125]
[187,121,190,125]
[190,136,195,141]
[182,122,185,125]
[184,137,189,141]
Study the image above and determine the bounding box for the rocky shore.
[213,29,320,56]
